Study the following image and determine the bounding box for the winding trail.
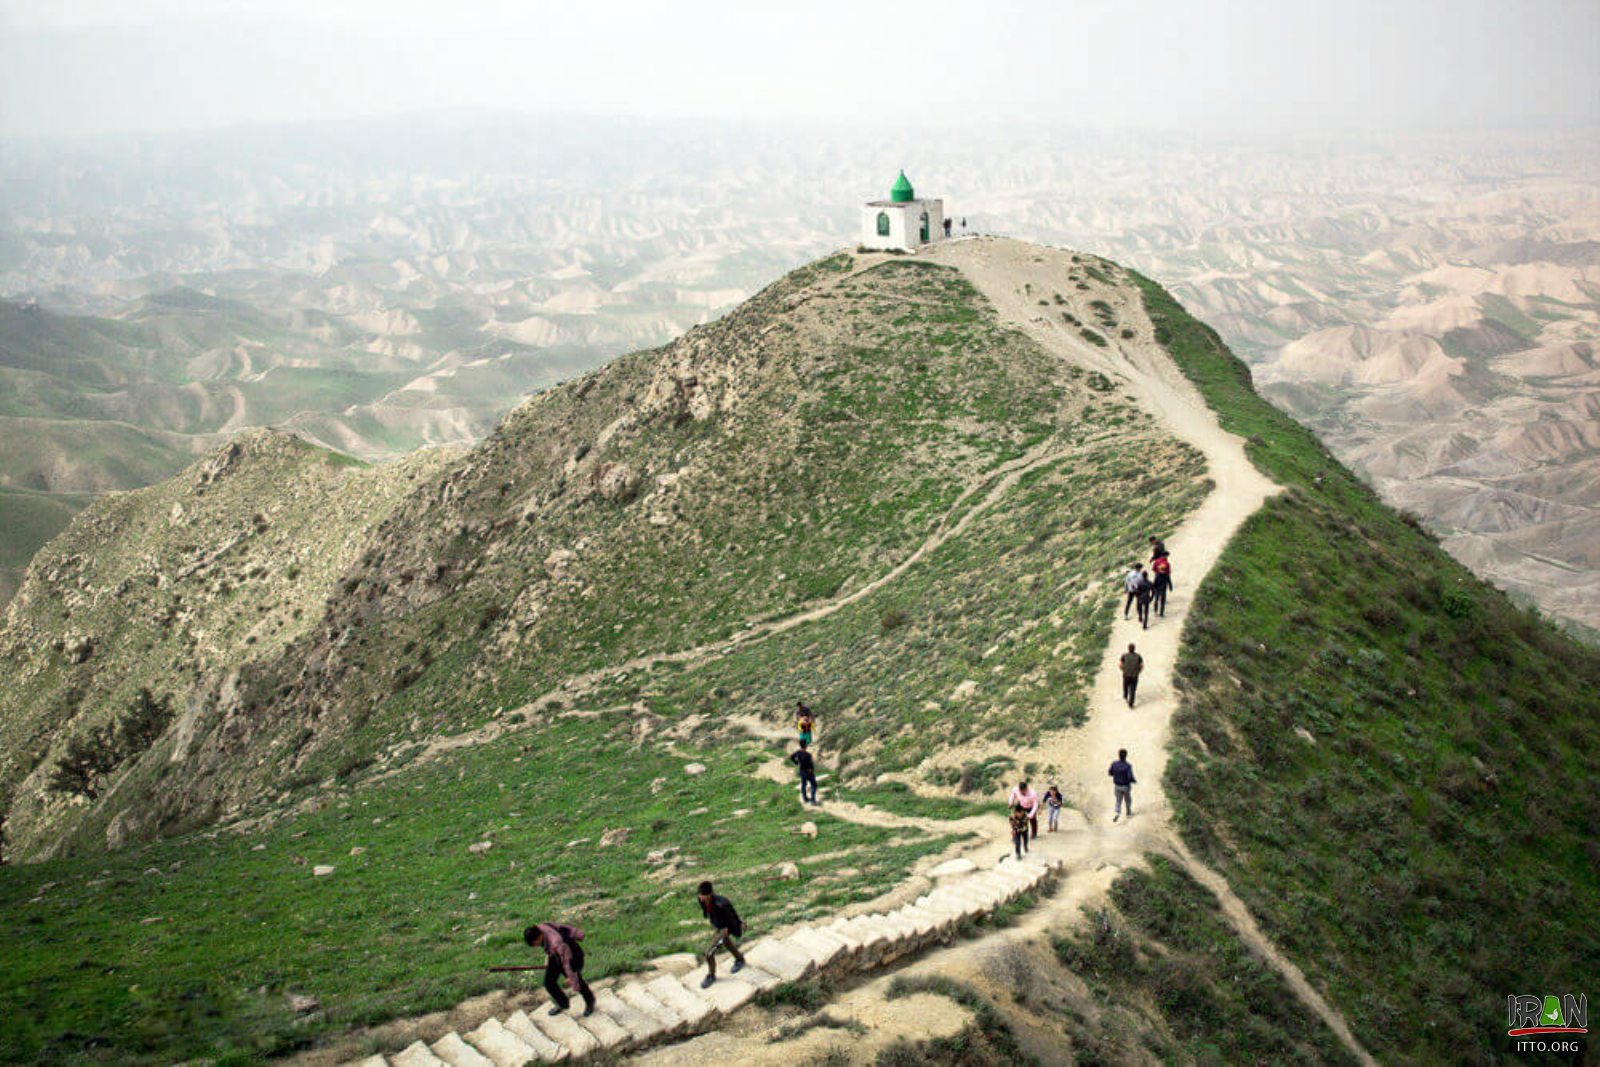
[372,425,1080,778]
[325,240,1374,1065]
[643,240,1371,1064]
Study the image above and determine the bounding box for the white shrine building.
[859,171,945,252]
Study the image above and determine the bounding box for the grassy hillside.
[159,254,1203,829]
[1132,273,1600,1063]
[0,487,96,604]
[1053,856,1354,1064]
[0,251,1214,1063]
[0,714,958,1065]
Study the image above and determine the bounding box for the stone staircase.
[346,854,1058,1065]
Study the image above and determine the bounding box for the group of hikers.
[1004,747,1138,858]
[524,880,747,1015]
[525,535,1172,1017]
[1122,536,1175,630]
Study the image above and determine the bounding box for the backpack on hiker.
[715,896,744,938]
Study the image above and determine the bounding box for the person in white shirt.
[1123,565,1144,619]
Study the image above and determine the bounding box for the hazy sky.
[2,0,1597,137]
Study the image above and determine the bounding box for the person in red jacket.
[1151,554,1173,617]
[524,922,595,1017]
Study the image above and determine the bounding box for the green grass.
[631,443,1207,786]
[0,714,957,1064]
[1134,271,1600,1063]
[1052,856,1354,1064]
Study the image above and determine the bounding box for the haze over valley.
[4,121,1596,634]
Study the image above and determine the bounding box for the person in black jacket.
[696,880,747,987]
[790,740,818,804]
[1135,570,1155,629]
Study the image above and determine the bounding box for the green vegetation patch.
[636,439,1207,785]
[1052,856,1354,1063]
[1135,271,1600,1063]
[0,713,955,1064]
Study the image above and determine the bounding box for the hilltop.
[0,240,1595,1067]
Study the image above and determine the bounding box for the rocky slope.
[0,431,456,854]
[0,249,1205,861]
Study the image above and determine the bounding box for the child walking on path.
[1044,785,1063,832]
[1009,804,1031,860]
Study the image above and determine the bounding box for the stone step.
[431,1032,496,1067]
[529,1009,598,1059]
[594,988,665,1045]
[940,882,996,906]
[784,927,846,970]
[352,1056,388,1067]
[502,1010,567,1062]
[745,939,814,983]
[896,904,951,940]
[680,969,756,1015]
[617,981,686,1037]
[644,973,717,1028]
[838,917,893,962]
[819,919,866,957]
[573,1006,633,1050]
[927,857,978,879]
[391,1041,450,1067]
[464,1017,539,1067]
[921,888,980,914]
[717,960,781,991]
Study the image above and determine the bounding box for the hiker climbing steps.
[344,855,1059,1065]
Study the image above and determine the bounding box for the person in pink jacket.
[1007,780,1041,840]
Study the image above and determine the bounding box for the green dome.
[890,170,915,203]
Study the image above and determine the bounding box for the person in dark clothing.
[525,923,595,1016]
[1135,571,1155,629]
[1123,563,1144,619]
[942,217,953,237]
[1149,536,1168,561]
[1008,804,1030,860]
[1151,555,1173,617]
[790,740,818,805]
[696,881,747,987]
[1119,643,1143,707]
[1109,749,1136,822]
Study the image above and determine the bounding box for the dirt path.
[368,432,1078,780]
[651,240,1372,1064]
[332,240,1374,1064]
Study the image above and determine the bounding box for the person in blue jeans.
[1109,749,1136,822]
[790,740,818,804]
